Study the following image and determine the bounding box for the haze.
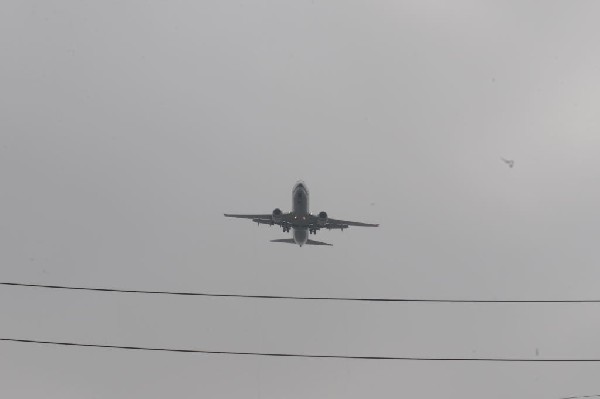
[1,1,600,398]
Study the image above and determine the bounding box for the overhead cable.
[2,281,600,303]
[0,338,600,363]
[3,338,600,362]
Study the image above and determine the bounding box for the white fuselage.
[291,182,310,246]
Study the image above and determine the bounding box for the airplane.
[224,181,379,247]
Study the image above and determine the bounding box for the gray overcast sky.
[2,0,600,398]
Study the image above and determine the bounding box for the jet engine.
[317,211,328,226]
[272,208,283,223]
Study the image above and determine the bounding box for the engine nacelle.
[317,211,328,226]
[272,208,283,223]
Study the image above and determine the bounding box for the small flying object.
[224,181,379,247]
[501,158,515,168]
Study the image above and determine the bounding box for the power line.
[3,337,600,362]
[2,281,600,303]
[560,396,600,399]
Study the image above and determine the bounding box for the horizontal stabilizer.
[306,239,333,246]
[270,239,296,244]
[270,238,332,246]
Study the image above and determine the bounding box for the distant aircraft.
[225,181,379,247]
[501,158,515,168]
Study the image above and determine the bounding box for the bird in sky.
[501,158,515,168]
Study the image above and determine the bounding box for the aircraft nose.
[295,182,307,192]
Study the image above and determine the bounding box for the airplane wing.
[326,218,379,228]
[224,213,294,227]
[224,214,273,219]
[225,213,378,228]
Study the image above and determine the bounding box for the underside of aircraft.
[224,181,378,247]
